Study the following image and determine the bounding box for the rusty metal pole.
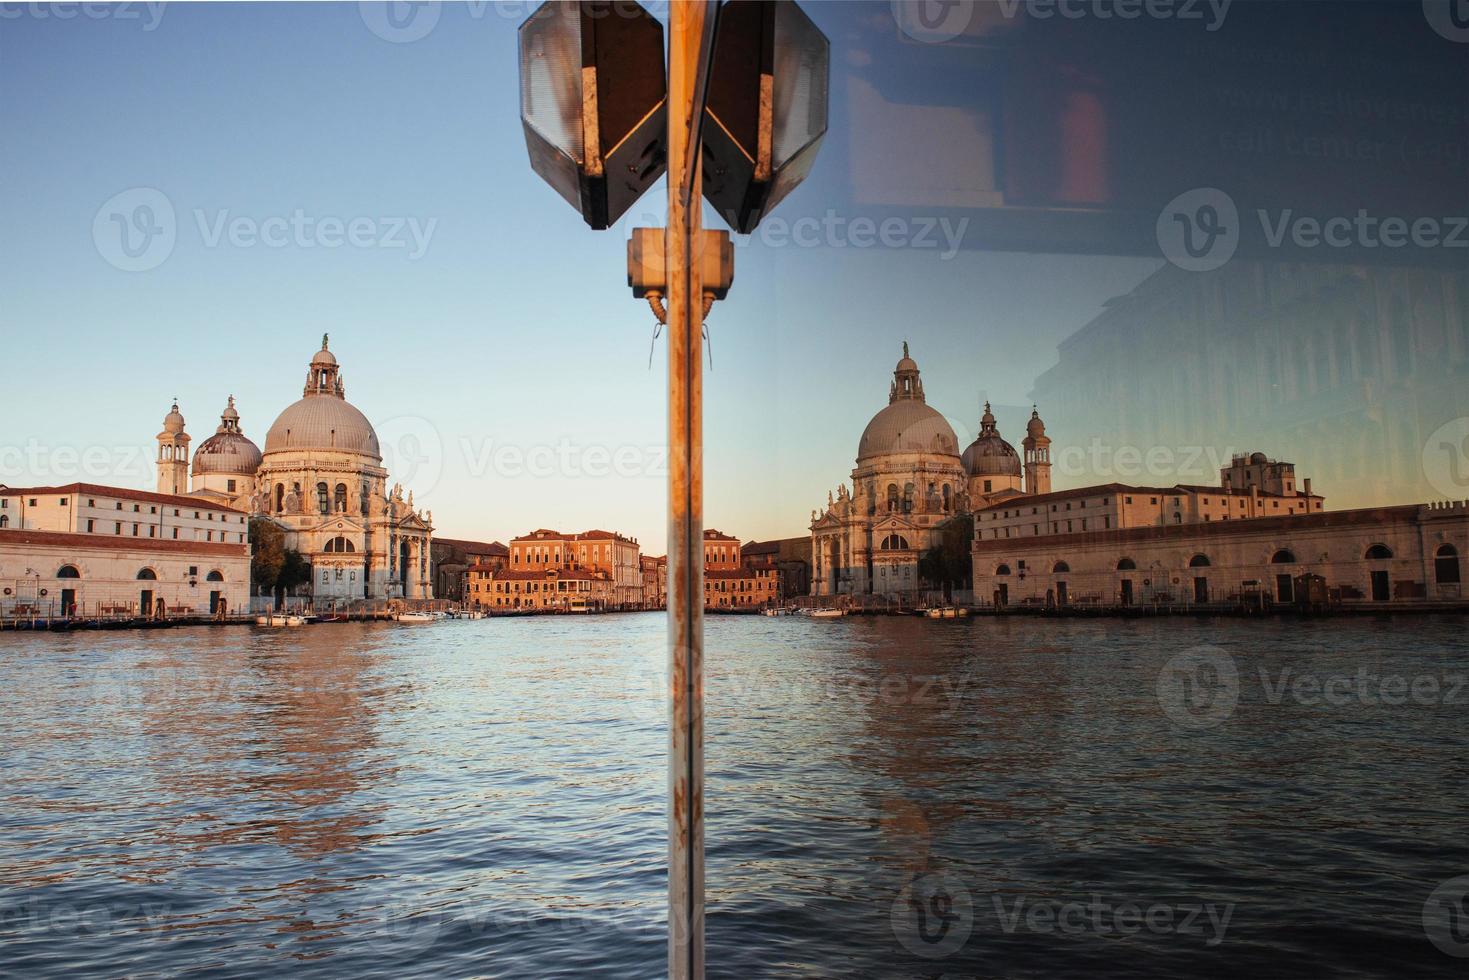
[667,3,716,978]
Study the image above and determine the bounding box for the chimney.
[1303,478,1312,497]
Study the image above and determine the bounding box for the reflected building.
[1030,261,1469,509]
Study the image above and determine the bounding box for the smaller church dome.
[193,396,263,477]
[962,402,1021,477]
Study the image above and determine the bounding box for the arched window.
[903,483,915,513]
[57,565,81,578]
[879,534,910,551]
[206,570,224,582]
[316,482,330,515]
[334,483,348,513]
[1116,558,1136,571]
[1189,554,1211,568]
[1365,544,1393,560]
[995,564,1011,576]
[886,484,899,513]
[942,484,952,512]
[1435,544,1460,585]
[275,483,285,512]
[0,514,8,528]
[1053,561,1070,573]
[136,568,157,580]
[1271,549,1296,564]
[324,536,355,553]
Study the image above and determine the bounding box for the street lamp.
[517,1,668,229]
[700,0,829,233]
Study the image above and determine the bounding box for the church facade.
[809,345,1051,598]
[157,337,434,602]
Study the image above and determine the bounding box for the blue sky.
[0,2,1158,551]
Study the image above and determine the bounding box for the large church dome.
[856,344,959,463]
[193,396,263,476]
[263,336,382,459]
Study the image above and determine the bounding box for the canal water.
[1,614,1465,978]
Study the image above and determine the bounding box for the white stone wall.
[0,531,250,617]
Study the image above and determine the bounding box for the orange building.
[700,529,778,610]
[499,527,643,609]
[640,554,666,610]
[466,564,614,611]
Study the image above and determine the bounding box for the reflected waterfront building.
[810,344,1050,599]
[1030,261,1469,510]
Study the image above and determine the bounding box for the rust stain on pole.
[667,3,716,979]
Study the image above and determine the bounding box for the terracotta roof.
[0,482,246,514]
[741,540,780,556]
[0,528,249,557]
[703,529,739,541]
[435,536,508,556]
[577,528,636,543]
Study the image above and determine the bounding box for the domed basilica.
[154,336,434,601]
[810,344,1050,598]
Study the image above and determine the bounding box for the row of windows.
[989,544,1457,576]
[49,565,225,581]
[1,497,240,522]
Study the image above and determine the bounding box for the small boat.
[396,611,436,624]
[762,607,790,617]
[255,614,305,627]
[808,608,845,618]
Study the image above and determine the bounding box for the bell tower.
[156,399,191,496]
[1023,406,1052,496]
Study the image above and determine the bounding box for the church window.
[1435,545,1460,584]
[227,480,236,493]
[317,483,330,515]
